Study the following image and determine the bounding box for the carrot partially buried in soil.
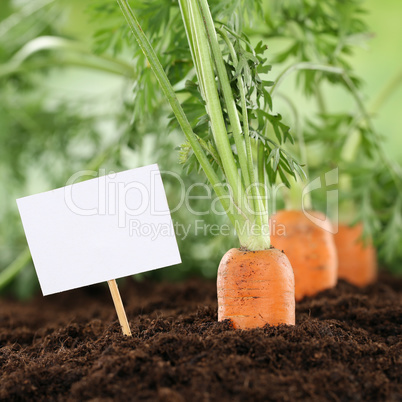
[118,0,301,329]
[334,223,377,287]
[217,248,295,329]
[270,210,338,301]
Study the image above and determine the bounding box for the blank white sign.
[17,164,181,295]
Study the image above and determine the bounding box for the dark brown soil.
[1,274,401,401]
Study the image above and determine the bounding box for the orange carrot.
[334,223,377,287]
[118,0,299,329]
[217,248,295,329]
[270,210,337,301]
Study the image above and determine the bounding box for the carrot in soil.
[270,210,338,301]
[218,248,295,329]
[118,0,302,329]
[334,222,377,287]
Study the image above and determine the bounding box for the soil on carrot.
[1,274,401,401]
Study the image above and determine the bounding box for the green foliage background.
[0,0,401,298]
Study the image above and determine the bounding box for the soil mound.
[1,275,401,401]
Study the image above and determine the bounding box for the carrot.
[119,0,301,328]
[270,210,338,301]
[334,223,377,287]
[217,248,295,329]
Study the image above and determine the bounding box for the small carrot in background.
[270,209,337,301]
[334,223,377,287]
[264,6,402,284]
[266,92,338,301]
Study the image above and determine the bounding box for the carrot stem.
[271,62,344,97]
[218,28,269,241]
[315,82,327,115]
[275,92,312,210]
[0,249,31,290]
[341,74,402,193]
[117,0,254,244]
[0,36,136,79]
[272,61,402,195]
[257,141,267,213]
[197,0,252,192]
[370,68,402,113]
[186,0,248,213]
[118,0,275,250]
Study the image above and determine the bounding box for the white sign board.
[17,164,181,295]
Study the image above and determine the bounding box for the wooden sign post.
[16,164,181,335]
[107,279,132,336]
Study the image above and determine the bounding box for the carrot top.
[117,0,305,250]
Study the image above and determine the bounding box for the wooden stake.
[107,279,132,336]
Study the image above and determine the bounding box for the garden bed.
[1,274,401,401]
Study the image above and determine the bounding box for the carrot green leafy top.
[117,0,305,250]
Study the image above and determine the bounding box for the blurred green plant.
[259,0,402,266]
[1,0,401,298]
